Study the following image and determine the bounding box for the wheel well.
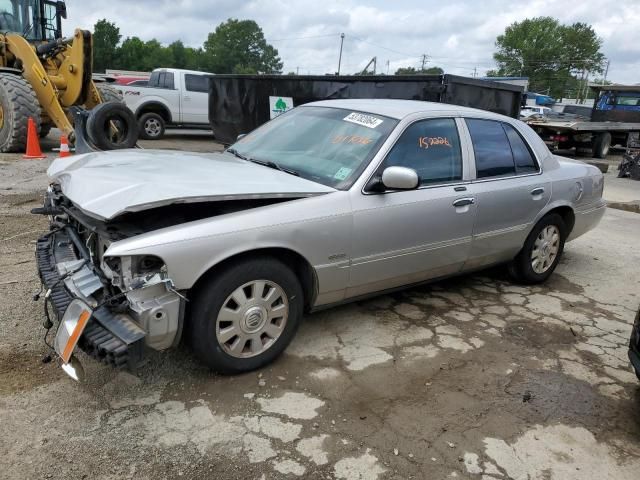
[547,206,575,235]
[137,103,171,123]
[191,248,317,311]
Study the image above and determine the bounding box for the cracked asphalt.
[1,134,640,479]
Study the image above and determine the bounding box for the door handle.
[531,187,545,196]
[453,197,475,207]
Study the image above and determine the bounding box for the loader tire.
[0,74,41,153]
[86,102,138,150]
[96,84,123,103]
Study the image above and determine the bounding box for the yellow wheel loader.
[0,0,138,153]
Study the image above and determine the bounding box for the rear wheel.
[138,112,166,140]
[593,132,611,159]
[0,74,41,153]
[508,214,567,284]
[190,257,304,374]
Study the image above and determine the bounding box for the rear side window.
[466,119,515,178]
[503,123,538,173]
[163,72,175,89]
[383,118,462,185]
[185,74,211,93]
[148,72,174,89]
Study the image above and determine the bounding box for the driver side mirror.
[381,166,419,190]
[236,133,246,141]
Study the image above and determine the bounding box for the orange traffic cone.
[59,135,71,158]
[23,117,46,159]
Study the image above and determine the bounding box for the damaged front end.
[34,186,185,378]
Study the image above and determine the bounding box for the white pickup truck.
[115,68,214,140]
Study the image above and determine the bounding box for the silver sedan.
[37,99,605,377]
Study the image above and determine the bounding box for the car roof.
[305,98,511,121]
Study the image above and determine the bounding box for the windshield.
[229,106,398,189]
[0,0,58,40]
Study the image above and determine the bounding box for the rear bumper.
[567,201,606,241]
[36,232,145,369]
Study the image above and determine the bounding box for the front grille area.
[36,232,145,369]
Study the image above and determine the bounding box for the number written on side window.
[383,118,462,186]
[466,119,538,178]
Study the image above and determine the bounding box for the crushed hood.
[48,149,335,220]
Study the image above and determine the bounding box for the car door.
[181,73,212,124]
[462,118,551,269]
[347,117,477,298]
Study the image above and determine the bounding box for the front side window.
[382,118,462,185]
[230,107,398,189]
[185,74,211,93]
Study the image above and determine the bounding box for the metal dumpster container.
[209,74,523,144]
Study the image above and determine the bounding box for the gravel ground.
[1,133,639,479]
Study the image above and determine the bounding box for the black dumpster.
[209,74,523,144]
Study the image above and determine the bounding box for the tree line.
[92,18,283,74]
[93,15,606,100]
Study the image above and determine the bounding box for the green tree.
[203,19,283,74]
[169,40,187,69]
[141,39,168,71]
[117,36,147,70]
[492,17,605,98]
[184,47,206,71]
[93,19,121,73]
[395,66,444,75]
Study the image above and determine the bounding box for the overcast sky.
[65,0,639,84]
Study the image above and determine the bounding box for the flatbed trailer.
[527,86,640,158]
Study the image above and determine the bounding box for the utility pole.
[602,59,610,85]
[472,66,477,78]
[421,54,427,71]
[337,33,345,75]
[373,56,377,75]
[296,66,299,75]
[386,60,390,75]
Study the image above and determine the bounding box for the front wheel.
[190,257,304,374]
[508,213,567,284]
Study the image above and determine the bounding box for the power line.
[269,33,341,42]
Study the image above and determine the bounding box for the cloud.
[64,0,638,83]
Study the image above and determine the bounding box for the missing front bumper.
[36,232,146,370]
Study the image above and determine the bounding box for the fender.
[135,100,173,123]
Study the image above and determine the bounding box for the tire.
[0,74,41,153]
[508,213,567,285]
[39,123,52,139]
[190,257,304,374]
[138,112,166,140]
[592,132,611,159]
[86,101,138,150]
[96,83,123,103]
